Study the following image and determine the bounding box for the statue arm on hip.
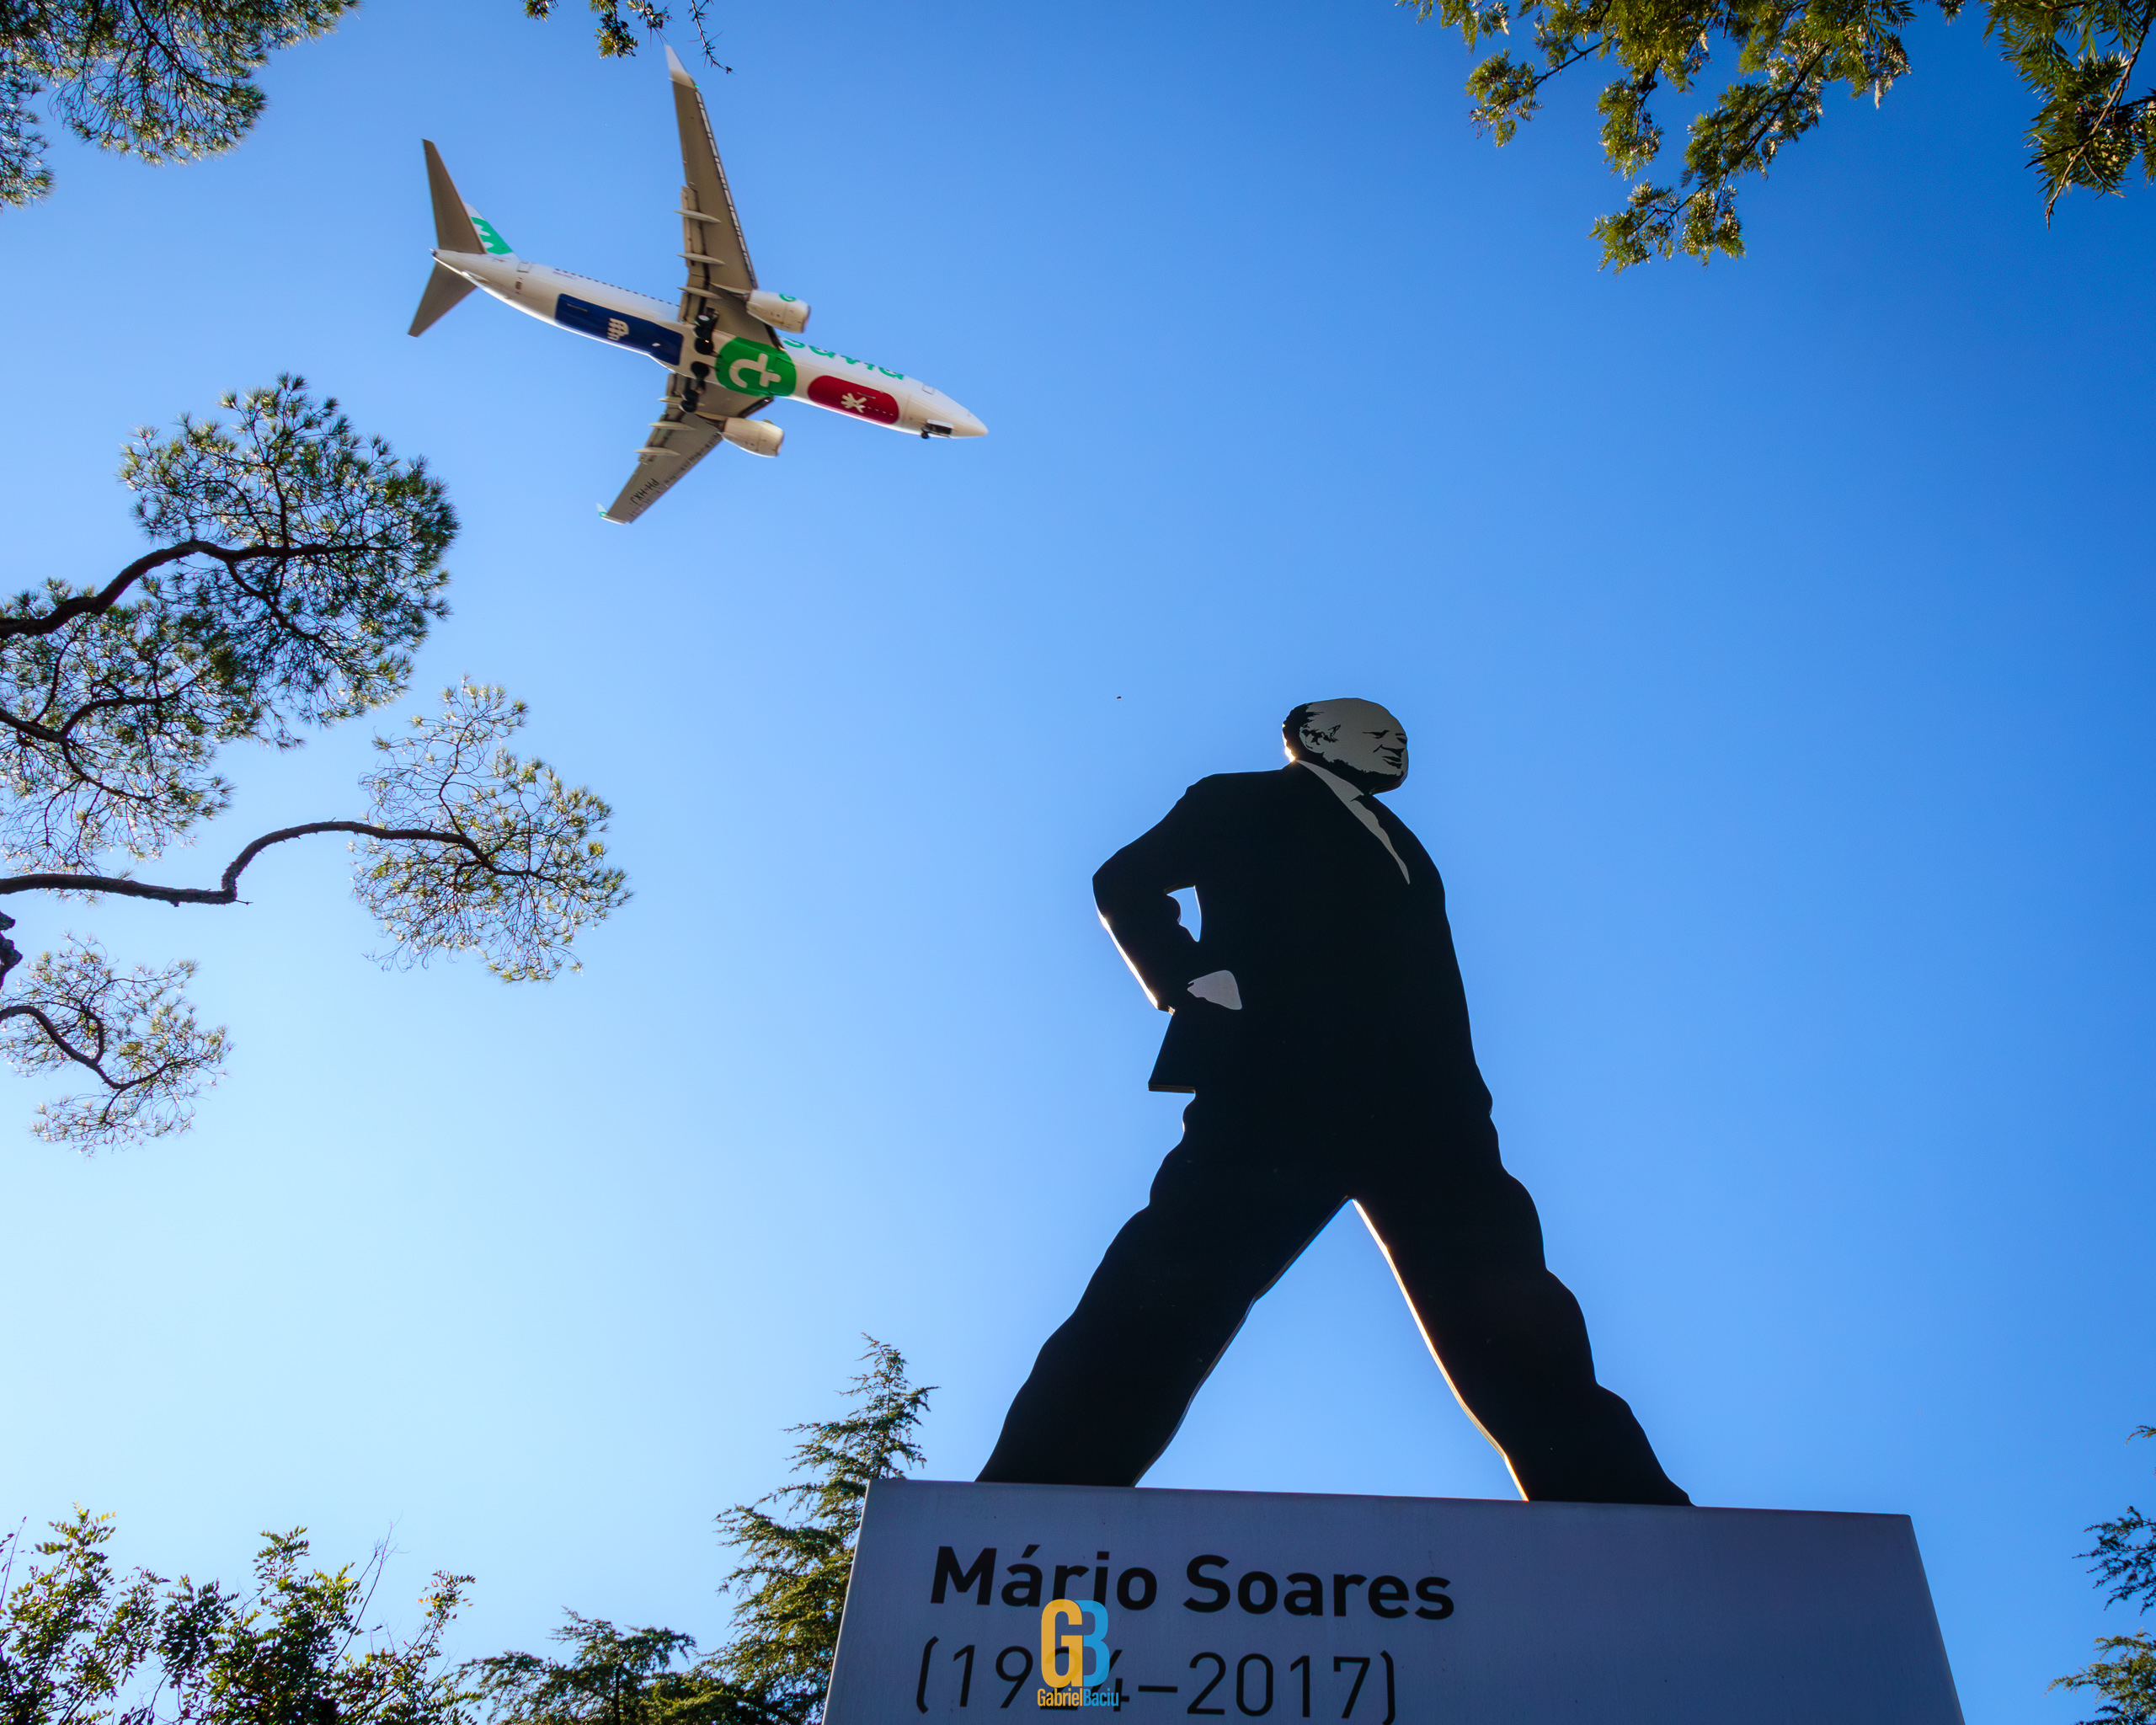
[1092,782,1231,1012]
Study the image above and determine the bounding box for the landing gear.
[692,307,718,356]
[681,360,712,418]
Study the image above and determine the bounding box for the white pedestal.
[823,1480,1962,1724]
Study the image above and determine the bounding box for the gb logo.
[716,337,797,397]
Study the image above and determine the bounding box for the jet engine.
[721,418,784,457]
[746,290,810,333]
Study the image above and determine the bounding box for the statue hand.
[1185,969,1243,1011]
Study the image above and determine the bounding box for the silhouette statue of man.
[977,699,1689,1506]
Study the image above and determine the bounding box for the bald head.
[1283,698,1408,793]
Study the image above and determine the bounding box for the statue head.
[1282,698,1409,793]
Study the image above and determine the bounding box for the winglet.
[664,45,696,86]
[422,140,487,254]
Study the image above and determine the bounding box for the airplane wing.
[602,374,771,525]
[665,46,778,345]
[603,53,781,524]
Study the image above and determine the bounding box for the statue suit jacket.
[1093,764,1483,1096]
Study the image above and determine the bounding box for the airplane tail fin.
[423,139,485,253]
[409,140,521,336]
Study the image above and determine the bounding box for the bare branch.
[0,820,488,905]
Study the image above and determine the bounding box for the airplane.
[407,47,986,524]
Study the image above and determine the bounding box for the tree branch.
[0,542,205,642]
[0,821,492,905]
[1534,35,1615,92]
[1713,41,1834,174]
[0,537,395,642]
[2041,0,2156,217]
[0,1001,150,1091]
[0,684,204,750]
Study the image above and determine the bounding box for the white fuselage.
[435,250,987,438]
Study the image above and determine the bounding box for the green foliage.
[1402,0,2156,266]
[467,1341,931,1725]
[520,0,665,60]
[2054,1427,2156,1724]
[122,377,454,738]
[0,942,223,1146]
[0,381,623,1149]
[0,0,355,206]
[1,380,451,873]
[706,1340,931,1722]
[2053,1635,2156,1724]
[0,1509,472,1725]
[357,681,629,982]
[518,0,723,65]
[2083,1430,2156,1614]
[1988,0,2156,210]
[0,65,48,203]
[0,1509,167,1725]
[465,1616,770,1725]
[0,0,734,206]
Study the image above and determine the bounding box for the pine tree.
[704,1340,931,1722]
[466,1341,931,1725]
[2053,1426,2156,1724]
[0,0,731,206]
[462,1617,759,1725]
[0,380,625,1150]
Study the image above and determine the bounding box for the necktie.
[1353,794,1412,884]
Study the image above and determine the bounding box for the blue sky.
[3,0,2153,1718]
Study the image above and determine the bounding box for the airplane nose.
[915,387,987,439]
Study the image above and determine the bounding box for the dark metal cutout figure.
[978,699,1689,1506]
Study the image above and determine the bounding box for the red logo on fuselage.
[806,374,901,425]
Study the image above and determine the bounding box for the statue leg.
[977,1091,1342,1487]
[1354,1106,1691,1507]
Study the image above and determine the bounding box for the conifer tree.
[2053,1425,2156,1723]
[0,0,355,206]
[462,1617,756,1725]
[705,1339,931,1720]
[465,1340,931,1725]
[0,379,625,1149]
[0,0,726,205]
